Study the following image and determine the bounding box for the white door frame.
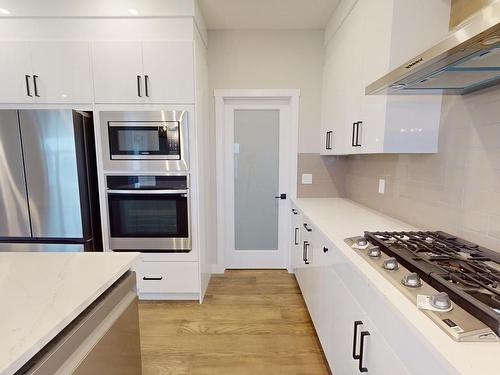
[214,89,299,271]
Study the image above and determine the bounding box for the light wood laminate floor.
[139,269,330,374]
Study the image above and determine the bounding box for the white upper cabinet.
[0,42,33,103]
[92,42,144,104]
[321,0,450,155]
[320,37,348,155]
[93,41,195,104]
[30,42,93,104]
[0,41,92,104]
[142,41,194,103]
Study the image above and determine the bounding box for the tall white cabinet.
[0,10,215,302]
[320,0,451,155]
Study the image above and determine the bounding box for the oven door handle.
[107,189,188,195]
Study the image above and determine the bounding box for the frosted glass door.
[234,110,279,250]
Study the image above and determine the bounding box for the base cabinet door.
[322,266,409,375]
[290,208,303,270]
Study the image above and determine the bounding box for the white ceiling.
[198,0,340,30]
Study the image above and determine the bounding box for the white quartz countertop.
[0,252,139,375]
[293,198,500,375]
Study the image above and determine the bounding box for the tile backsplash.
[297,153,346,198]
[344,85,500,253]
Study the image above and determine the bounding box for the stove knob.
[383,257,398,270]
[367,246,381,258]
[430,292,452,311]
[401,273,422,288]
[355,237,368,247]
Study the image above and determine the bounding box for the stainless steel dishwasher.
[16,271,142,375]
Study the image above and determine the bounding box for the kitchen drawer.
[136,261,199,294]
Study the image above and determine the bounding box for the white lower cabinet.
[321,266,409,374]
[290,207,304,270]
[290,208,455,374]
[136,261,199,294]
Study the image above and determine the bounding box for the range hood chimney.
[366,1,500,95]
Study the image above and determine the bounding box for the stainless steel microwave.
[100,110,189,171]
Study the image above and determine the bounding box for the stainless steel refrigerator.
[0,110,102,252]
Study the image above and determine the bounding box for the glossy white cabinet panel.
[0,42,34,103]
[290,207,304,270]
[30,42,93,104]
[92,41,144,103]
[321,0,448,155]
[142,41,195,103]
[136,261,199,294]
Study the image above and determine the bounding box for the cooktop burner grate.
[364,231,500,335]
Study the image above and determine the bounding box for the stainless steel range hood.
[366,1,500,95]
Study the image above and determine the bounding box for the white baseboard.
[211,264,226,274]
[138,292,199,301]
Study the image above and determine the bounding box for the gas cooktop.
[345,231,500,342]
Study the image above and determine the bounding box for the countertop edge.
[2,253,140,375]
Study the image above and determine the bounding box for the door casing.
[215,90,299,271]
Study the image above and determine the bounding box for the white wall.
[207,29,324,153]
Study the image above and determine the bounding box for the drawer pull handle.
[352,320,363,360]
[358,331,370,373]
[294,227,300,245]
[303,223,312,232]
[143,276,163,281]
[303,241,310,264]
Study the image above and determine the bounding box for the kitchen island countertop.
[0,252,139,375]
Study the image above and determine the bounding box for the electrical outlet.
[302,174,313,185]
[378,179,386,194]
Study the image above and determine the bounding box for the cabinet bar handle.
[25,75,32,97]
[358,331,370,373]
[137,75,142,97]
[351,122,357,147]
[303,223,312,232]
[33,75,40,97]
[143,276,163,281]
[352,320,363,360]
[145,75,150,97]
[326,130,333,150]
[303,241,310,264]
[356,121,363,147]
[294,227,300,245]
[292,209,298,215]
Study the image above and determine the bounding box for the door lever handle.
[274,193,287,199]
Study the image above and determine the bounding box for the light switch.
[378,179,385,194]
[302,174,313,185]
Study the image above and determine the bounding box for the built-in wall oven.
[106,175,191,252]
[100,110,189,171]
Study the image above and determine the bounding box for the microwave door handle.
[107,189,188,195]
